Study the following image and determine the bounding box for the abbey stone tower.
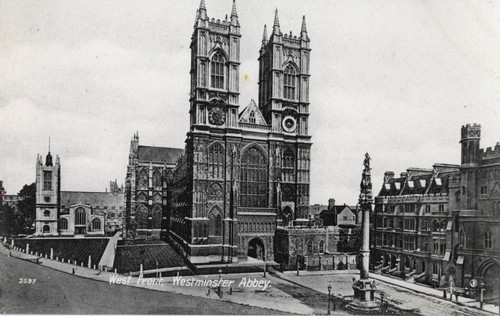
[166,0,313,264]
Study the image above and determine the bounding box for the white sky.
[1,0,500,205]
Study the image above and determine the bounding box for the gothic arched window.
[152,170,162,189]
[138,170,148,189]
[152,205,162,228]
[307,240,313,253]
[484,229,492,248]
[208,143,224,179]
[59,218,68,230]
[284,65,296,100]
[75,208,86,226]
[43,225,50,233]
[92,218,101,231]
[208,208,222,236]
[319,240,325,253]
[282,148,295,182]
[211,52,225,89]
[136,205,148,229]
[44,210,50,217]
[240,147,268,207]
[137,192,147,202]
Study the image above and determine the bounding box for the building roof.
[137,146,184,164]
[378,167,459,197]
[60,191,124,210]
[320,205,356,216]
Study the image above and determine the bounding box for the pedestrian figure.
[206,287,210,296]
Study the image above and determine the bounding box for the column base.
[346,279,379,312]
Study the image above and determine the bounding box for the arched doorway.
[478,259,500,303]
[248,238,265,261]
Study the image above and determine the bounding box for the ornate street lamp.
[327,283,332,315]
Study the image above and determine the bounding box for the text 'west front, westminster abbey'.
[125,0,313,264]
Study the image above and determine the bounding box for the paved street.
[3,242,499,316]
[0,252,286,315]
[279,270,497,316]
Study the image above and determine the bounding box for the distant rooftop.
[61,191,124,210]
[137,146,184,164]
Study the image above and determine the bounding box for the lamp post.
[218,268,223,298]
[327,283,332,315]
[380,291,385,312]
[480,281,486,309]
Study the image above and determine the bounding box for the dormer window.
[384,183,391,191]
[435,178,442,186]
[395,182,401,190]
[420,179,426,187]
[408,181,414,189]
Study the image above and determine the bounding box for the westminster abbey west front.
[126,0,312,264]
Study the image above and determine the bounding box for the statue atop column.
[359,153,373,206]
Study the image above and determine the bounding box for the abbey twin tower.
[124,0,312,264]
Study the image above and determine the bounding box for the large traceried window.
[240,147,268,207]
[211,52,225,89]
[282,148,295,182]
[75,208,86,226]
[43,171,52,190]
[284,65,296,100]
[208,143,224,179]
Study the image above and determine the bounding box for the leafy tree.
[16,183,36,234]
[1,204,19,236]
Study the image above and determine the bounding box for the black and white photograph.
[0,0,499,315]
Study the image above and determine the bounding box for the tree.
[16,183,36,234]
[0,204,19,236]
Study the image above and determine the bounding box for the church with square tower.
[167,0,312,264]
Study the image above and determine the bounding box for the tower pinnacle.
[230,0,239,26]
[231,0,237,17]
[273,9,281,35]
[301,15,308,38]
[262,24,268,46]
[198,0,207,20]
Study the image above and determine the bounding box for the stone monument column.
[347,153,378,312]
